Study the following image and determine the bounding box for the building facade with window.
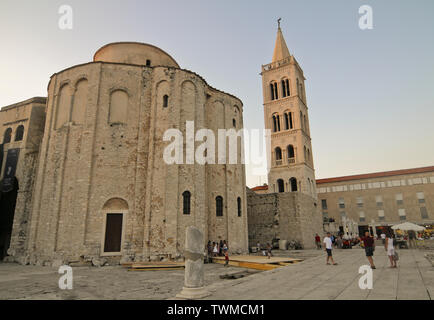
[2,42,248,265]
[317,166,434,236]
[0,97,46,260]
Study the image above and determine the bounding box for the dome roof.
[93,42,179,68]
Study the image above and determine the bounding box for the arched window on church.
[109,89,128,124]
[163,95,169,108]
[304,146,307,162]
[237,197,242,217]
[285,79,290,96]
[290,177,298,192]
[277,179,284,193]
[233,119,236,128]
[3,127,12,144]
[276,115,281,131]
[15,125,24,141]
[272,115,277,132]
[216,196,223,217]
[307,148,311,164]
[182,191,191,215]
[287,145,295,163]
[281,79,286,98]
[296,78,300,96]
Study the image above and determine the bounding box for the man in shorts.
[323,232,337,265]
[360,231,376,269]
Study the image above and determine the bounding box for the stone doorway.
[103,213,123,253]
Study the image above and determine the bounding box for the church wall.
[11,51,247,264]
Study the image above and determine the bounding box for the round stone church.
[7,42,248,265]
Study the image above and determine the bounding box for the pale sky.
[1,0,433,187]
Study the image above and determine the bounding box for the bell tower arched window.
[277,179,284,193]
[275,147,282,160]
[290,177,298,192]
[287,145,295,159]
[270,81,278,100]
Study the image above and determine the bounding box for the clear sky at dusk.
[1,0,433,187]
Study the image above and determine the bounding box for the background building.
[0,98,46,260]
[317,166,434,236]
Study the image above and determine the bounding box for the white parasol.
[391,222,425,231]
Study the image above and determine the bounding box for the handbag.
[393,251,399,261]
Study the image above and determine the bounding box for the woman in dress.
[385,231,397,268]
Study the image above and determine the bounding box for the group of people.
[315,233,359,250]
[321,231,398,268]
[207,240,229,266]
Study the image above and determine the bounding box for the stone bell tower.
[261,19,317,198]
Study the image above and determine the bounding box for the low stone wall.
[247,189,322,249]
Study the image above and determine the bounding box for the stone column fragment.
[176,226,210,299]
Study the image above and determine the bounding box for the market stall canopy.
[391,222,425,231]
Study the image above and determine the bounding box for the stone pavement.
[0,262,253,300]
[0,248,432,300]
[202,248,434,300]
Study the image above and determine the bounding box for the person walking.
[408,230,416,249]
[212,242,218,257]
[224,247,229,267]
[315,234,321,249]
[323,232,337,265]
[380,232,386,245]
[223,240,228,252]
[385,231,397,268]
[266,243,272,259]
[360,231,376,269]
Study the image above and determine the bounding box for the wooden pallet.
[124,261,185,271]
[212,255,302,271]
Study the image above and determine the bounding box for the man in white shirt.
[380,232,386,244]
[323,232,338,265]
